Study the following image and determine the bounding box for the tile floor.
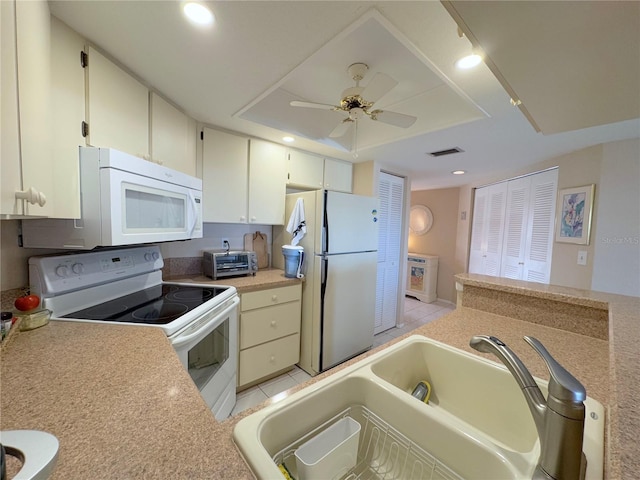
[228,296,454,418]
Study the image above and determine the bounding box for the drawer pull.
[271,295,278,302]
[271,320,277,327]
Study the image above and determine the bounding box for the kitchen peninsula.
[1,274,637,479]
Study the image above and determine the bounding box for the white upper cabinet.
[287,149,324,189]
[150,92,196,176]
[323,157,352,193]
[1,0,22,216]
[201,131,286,225]
[248,139,287,225]
[286,149,353,193]
[201,127,249,223]
[1,0,54,217]
[86,46,149,158]
[50,15,85,219]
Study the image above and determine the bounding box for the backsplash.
[162,257,203,277]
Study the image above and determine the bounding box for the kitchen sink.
[233,335,605,479]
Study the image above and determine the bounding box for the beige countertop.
[166,267,302,293]
[1,274,637,479]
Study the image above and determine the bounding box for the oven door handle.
[170,296,239,348]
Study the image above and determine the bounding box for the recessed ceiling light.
[452,170,466,175]
[183,2,214,26]
[282,136,295,143]
[455,54,482,70]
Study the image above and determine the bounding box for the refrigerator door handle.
[319,256,328,371]
[322,190,329,254]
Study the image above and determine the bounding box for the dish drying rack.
[273,404,464,480]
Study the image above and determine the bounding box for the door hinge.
[81,121,89,137]
[80,51,88,68]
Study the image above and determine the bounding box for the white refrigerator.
[280,190,379,375]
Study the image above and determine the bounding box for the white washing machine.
[406,253,438,303]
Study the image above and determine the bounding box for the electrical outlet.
[577,250,588,266]
[221,238,229,249]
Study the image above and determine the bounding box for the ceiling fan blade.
[329,119,353,138]
[361,72,398,103]
[290,100,338,111]
[371,110,417,128]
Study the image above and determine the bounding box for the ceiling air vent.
[428,147,464,157]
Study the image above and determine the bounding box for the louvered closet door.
[523,169,557,283]
[501,177,530,279]
[470,183,507,275]
[375,172,404,334]
[468,188,488,274]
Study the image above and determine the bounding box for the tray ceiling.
[237,10,487,152]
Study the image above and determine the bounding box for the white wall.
[591,139,640,296]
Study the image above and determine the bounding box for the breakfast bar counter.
[1,275,637,479]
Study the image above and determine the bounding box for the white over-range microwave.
[22,147,203,249]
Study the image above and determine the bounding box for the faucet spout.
[469,335,546,435]
[470,335,587,480]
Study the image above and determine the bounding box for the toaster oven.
[203,250,258,279]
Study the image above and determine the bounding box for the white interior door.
[375,172,405,334]
[522,169,557,283]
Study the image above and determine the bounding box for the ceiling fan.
[290,63,417,139]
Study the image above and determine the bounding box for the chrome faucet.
[470,335,587,480]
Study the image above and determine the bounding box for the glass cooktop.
[62,284,229,325]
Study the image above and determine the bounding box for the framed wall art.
[555,184,595,245]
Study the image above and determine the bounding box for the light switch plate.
[577,250,588,265]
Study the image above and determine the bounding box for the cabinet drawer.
[241,284,301,311]
[238,334,300,387]
[240,301,301,349]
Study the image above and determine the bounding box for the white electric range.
[28,245,238,420]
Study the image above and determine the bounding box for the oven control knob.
[71,263,84,274]
[145,252,160,262]
[55,265,69,277]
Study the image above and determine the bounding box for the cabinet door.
[324,157,353,193]
[150,92,196,176]
[50,15,85,219]
[87,46,149,158]
[1,0,22,215]
[14,0,54,216]
[288,149,324,189]
[248,139,286,225]
[201,127,248,223]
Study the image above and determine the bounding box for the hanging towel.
[286,198,306,246]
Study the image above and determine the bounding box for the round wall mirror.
[409,205,434,235]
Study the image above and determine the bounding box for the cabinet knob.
[240,216,246,221]
[270,320,277,327]
[271,295,278,302]
[15,187,46,207]
[269,355,275,363]
[250,216,257,222]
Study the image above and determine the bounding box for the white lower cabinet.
[237,284,302,389]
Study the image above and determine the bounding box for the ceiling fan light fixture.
[455,53,482,70]
[183,2,214,26]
